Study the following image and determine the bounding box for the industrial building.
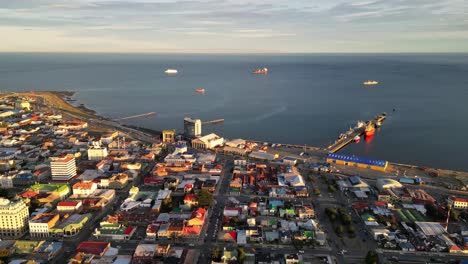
[0,198,29,238]
[326,153,388,171]
[191,133,224,150]
[376,178,403,191]
[184,117,202,138]
[50,154,77,181]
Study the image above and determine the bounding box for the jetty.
[325,113,387,153]
[116,112,156,121]
[202,119,225,125]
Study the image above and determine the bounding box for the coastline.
[2,91,468,180]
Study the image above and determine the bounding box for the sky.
[1,0,467,53]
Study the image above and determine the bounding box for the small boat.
[363,80,379,85]
[364,122,375,137]
[375,120,382,127]
[354,135,361,143]
[252,67,268,74]
[195,89,205,93]
[165,69,178,74]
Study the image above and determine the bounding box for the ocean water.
[1,53,467,171]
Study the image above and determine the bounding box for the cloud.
[0,0,466,52]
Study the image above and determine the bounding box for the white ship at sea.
[164,69,178,74]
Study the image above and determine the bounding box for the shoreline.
[2,91,468,177]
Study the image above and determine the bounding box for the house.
[75,241,110,256]
[72,181,97,196]
[57,200,83,213]
[448,196,468,209]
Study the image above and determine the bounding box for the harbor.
[325,113,387,153]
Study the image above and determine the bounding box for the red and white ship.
[364,123,375,137]
[195,89,205,93]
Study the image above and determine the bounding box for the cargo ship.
[252,67,268,74]
[195,89,205,93]
[363,80,378,85]
[165,69,178,74]
[364,122,375,136]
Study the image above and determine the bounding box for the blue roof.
[327,153,387,167]
[399,177,414,184]
[349,176,362,186]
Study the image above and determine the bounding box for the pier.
[116,112,156,121]
[202,119,225,125]
[325,126,366,153]
[325,113,387,153]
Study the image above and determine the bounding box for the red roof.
[58,201,80,207]
[374,201,387,207]
[146,224,159,234]
[76,241,110,256]
[451,196,468,203]
[450,245,461,252]
[21,190,38,198]
[352,202,369,210]
[183,225,201,235]
[124,226,134,235]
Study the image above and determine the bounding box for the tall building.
[50,154,77,181]
[184,117,202,138]
[162,130,176,143]
[87,141,108,161]
[0,198,29,238]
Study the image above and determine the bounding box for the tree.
[347,225,356,237]
[313,188,321,195]
[237,247,246,264]
[450,210,459,221]
[328,185,337,192]
[197,190,213,208]
[341,214,352,225]
[212,247,221,262]
[335,225,344,237]
[365,250,379,264]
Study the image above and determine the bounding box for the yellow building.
[326,153,388,171]
[0,198,29,238]
[162,129,176,143]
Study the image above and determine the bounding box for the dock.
[325,113,387,153]
[116,112,156,121]
[202,119,225,125]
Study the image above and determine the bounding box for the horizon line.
[1,51,468,55]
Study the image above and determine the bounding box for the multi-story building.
[72,182,98,196]
[184,117,202,138]
[50,154,77,181]
[448,196,468,209]
[162,129,176,143]
[0,175,14,188]
[0,198,29,238]
[29,213,60,238]
[87,142,108,161]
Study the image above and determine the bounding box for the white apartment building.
[87,142,108,161]
[50,154,77,181]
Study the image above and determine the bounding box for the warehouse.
[326,153,388,171]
